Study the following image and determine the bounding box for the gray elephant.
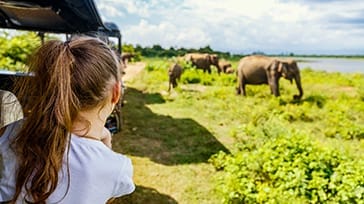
[168,63,183,91]
[218,60,232,73]
[184,53,219,74]
[121,52,135,67]
[225,67,235,74]
[236,55,303,100]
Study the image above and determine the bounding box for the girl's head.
[35,36,120,112]
[19,36,122,127]
[13,36,121,203]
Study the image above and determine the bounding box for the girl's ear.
[111,81,121,104]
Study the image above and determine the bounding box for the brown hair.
[11,36,121,203]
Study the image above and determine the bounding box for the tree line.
[123,43,244,60]
[124,43,364,60]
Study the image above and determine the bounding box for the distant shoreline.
[266,55,364,60]
[258,55,364,63]
[228,54,364,62]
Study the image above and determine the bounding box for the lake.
[288,57,364,73]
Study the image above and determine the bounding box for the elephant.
[218,60,232,73]
[225,67,235,74]
[168,63,183,91]
[121,52,135,67]
[236,55,303,100]
[184,53,220,74]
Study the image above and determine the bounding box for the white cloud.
[96,0,151,17]
[97,3,124,17]
[96,0,364,54]
[124,19,211,48]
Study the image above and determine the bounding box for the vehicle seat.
[0,90,23,128]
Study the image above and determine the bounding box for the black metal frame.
[0,0,105,33]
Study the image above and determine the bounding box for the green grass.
[113,58,364,203]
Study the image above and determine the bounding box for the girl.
[0,36,135,203]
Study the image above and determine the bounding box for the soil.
[122,62,146,82]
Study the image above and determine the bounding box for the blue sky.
[95,0,364,55]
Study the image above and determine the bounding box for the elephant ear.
[279,62,295,83]
[209,54,219,65]
[278,62,288,76]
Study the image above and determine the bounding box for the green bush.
[209,132,364,203]
[181,69,202,84]
[321,100,364,140]
[358,81,364,101]
[0,31,41,72]
[145,60,169,72]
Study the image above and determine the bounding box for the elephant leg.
[237,76,246,96]
[266,70,277,96]
[243,83,246,96]
[241,84,246,96]
[236,79,241,95]
[268,79,275,95]
[271,78,280,97]
[293,74,303,100]
[168,77,174,91]
[217,66,221,75]
[168,81,172,91]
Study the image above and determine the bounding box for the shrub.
[209,131,364,203]
[0,31,41,72]
[181,69,202,84]
[358,81,364,101]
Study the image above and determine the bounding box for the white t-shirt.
[0,121,135,204]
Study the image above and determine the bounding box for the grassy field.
[113,57,364,203]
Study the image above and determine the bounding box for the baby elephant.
[225,67,235,74]
[218,60,232,73]
[168,63,183,91]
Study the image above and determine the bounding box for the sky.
[95,0,364,55]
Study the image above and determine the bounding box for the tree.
[0,31,41,72]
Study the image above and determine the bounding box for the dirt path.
[122,62,146,82]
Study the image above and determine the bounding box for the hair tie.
[63,40,71,48]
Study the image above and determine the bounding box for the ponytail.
[11,40,76,203]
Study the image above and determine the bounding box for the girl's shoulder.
[69,134,132,170]
[67,134,135,196]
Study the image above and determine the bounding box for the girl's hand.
[101,127,112,148]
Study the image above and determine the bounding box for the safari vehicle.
[0,0,124,133]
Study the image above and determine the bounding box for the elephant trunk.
[293,73,303,100]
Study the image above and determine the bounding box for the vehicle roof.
[0,0,107,34]
[102,22,121,38]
